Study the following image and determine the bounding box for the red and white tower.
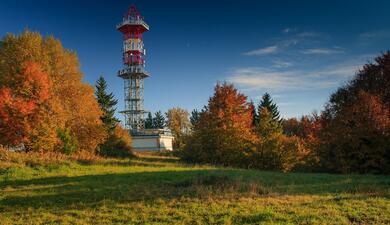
[117,5,149,134]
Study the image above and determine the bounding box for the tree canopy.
[0,31,107,152]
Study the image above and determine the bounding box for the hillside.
[0,153,389,224]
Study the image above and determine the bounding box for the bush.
[99,126,135,158]
[0,146,102,168]
[57,128,78,155]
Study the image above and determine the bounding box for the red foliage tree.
[320,91,390,173]
[0,62,51,148]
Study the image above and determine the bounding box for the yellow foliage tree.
[0,31,107,152]
[166,107,191,148]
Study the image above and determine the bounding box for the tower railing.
[116,18,149,30]
[118,66,149,77]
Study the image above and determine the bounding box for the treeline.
[180,52,390,174]
[144,108,192,148]
[0,31,133,157]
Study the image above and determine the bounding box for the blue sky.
[1,0,390,121]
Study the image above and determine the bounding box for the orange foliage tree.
[182,83,255,166]
[0,31,107,153]
[0,62,55,150]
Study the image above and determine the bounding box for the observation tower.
[117,5,149,134]
[117,5,174,151]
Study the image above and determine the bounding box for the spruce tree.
[95,76,119,132]
[249,100,258,125]
[190,109,201,127]
[258,92,281,122]
[145,112,154,129]
[153,111,165,129]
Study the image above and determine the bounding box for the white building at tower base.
[131,129,174,151]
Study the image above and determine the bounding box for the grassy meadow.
[0,153,389,224]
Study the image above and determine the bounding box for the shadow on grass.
[135,156,180,164]
[1,168,389,212]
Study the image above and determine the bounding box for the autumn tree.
[250,108,307,171]
[166,107,191,148]
[280,115,322,171]
[0,62,55,151]
[0,31,107,153]
[282,118,302,137]
[95,76,119,133]
[182,83,255,166]
[99,125,134,158]
[320,91,390,173]
[318,51,390,173]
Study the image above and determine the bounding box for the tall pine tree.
[145,112,154,129]
[249,100,258,126]
[95,76,119,132]
[153,111,165,129]
[190,109,201,127]
[258,93,281,123]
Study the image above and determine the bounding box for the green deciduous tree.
[57,128,78,155]
[251,108,307,171]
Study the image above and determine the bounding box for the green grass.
[0,154,389,224]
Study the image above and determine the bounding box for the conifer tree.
[153,111,165,129]
[190,109,201,127]
[145,112,154,129]
[95,76,119,132]
[249,100,258,126]
[258,93,281,122]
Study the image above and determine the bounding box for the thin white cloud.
[296,31,324,38]
[244,30,330,57]
[226,57,368,91]
[282,27,296,33]
[359,30,390,39]
[243,46,278,56]
[227,69,339,90]
[272,59,293,68]
[302,48,344,55]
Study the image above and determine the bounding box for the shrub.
[57,128,78,155]
[0,146,103,168]
[99,126,135,158]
